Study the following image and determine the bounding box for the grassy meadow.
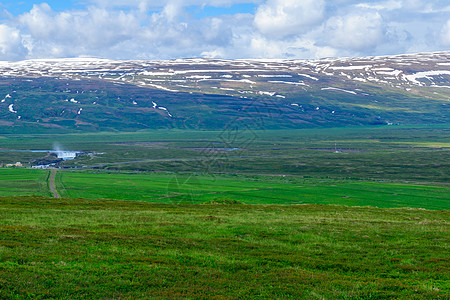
[0,168,447,210]
[0,196,448,299]
[56,171,449,209]
[0,126,448,298]
[0,169,50,197]
[0,126,448,183]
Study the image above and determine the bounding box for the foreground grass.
[0,196,448,299]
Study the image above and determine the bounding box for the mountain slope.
[0,52,448,132]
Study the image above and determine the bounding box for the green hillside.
[0,76,448,133]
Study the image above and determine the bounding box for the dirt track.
[49,169,60,198]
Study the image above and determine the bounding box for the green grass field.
[56,171,449,209]
[0,126,448,182]
[0,169,50,197]
[0,196,448,299]
[0,126,448,298]
[0,168,448,210]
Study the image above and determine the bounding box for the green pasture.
[0,196,448,299]
[0,125,449,151]
[0,169,447,210]
[0,169,50,197]
[57,171,450,210]
[0,126,448,182]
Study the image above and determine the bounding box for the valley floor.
[0,126,448,298]
[0,168,448,209]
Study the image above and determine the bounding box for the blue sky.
[0,1,449,61]
[1,1,78,15]
[187,4,257,19]
[1,1,258,18]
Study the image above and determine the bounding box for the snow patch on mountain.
[297,74,319,81]
[321,87,357,95]
[158,107,172,117]
[8,104,17,113]
[405,70,450,85]
[1,94,11,103]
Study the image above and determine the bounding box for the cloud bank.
[0,0,449,60]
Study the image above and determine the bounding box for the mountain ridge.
[0,51,448,132]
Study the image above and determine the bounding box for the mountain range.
[0,51,448,132]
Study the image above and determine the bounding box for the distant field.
[57,171,450,210]
[0,196,448,299]
[0,126,447,209]
[0,168,448,210]
[0,126,448,182]
[0,169,50,197]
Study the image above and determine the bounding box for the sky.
[0,0,449,61]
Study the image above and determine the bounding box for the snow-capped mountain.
[1,52,449,89]
[0,52,448,132]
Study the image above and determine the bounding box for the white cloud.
[400,0,431,11]
[324,12,385,51]
[0,24,27,60]
[160,1,184,22]
[356,1,402,11]
[441,20,450,46]
[19,4,140,46]
[17,4,152,58]
[248,34,336,59]
[0,0,449,61]
[254,0,324,38]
